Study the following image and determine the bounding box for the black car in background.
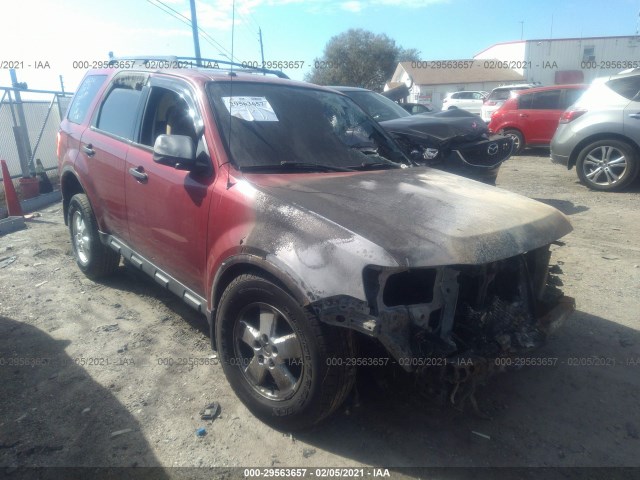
[331,86,514,185]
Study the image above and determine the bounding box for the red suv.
[58,58,574,430]
[488,84,587,154]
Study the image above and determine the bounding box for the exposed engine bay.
[313,244,574,413]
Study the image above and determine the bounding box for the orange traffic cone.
[1,159,23,217]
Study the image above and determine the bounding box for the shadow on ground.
[517,147,550,158]
[533,198,589,215]
[0,315,169,478]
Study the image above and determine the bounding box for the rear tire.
[215,273,355,431]
[68,193,120,279]
[504,129,524,155]
[576,139,638,191]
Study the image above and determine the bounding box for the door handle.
[518,113,528,117]
[128,166,148,182]
[82,144,95,157]
[629,113,640,119]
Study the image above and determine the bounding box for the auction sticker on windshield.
[222,96,278,121]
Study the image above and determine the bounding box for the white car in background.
[481,83,536,122]
[441,91,488,114]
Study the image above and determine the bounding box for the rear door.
[124,76,215,294]
[78,72,148,240]
[59,74,107,169]
[608,75,640,144]
[519,89,562,144]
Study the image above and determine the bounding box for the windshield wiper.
[241,161,355,172]
[350,161,404,171]
[349,143,379,155]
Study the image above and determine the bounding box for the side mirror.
[153,134,196,170]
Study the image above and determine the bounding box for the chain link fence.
[0,87,73,212]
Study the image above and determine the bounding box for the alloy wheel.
[72,210,91,265]
[233,302,304,401]
[581,145,628,186]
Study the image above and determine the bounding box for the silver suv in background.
[441,91,487,114]
[550,70,640,191]
[481,84,536,122]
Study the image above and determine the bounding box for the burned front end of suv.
[243,167,574,405]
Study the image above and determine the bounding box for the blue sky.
[1,0,639,91]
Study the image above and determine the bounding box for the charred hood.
[380,109,488,145]
[243,167,572,268]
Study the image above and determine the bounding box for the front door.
[124,77,215,294]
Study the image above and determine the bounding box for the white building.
[474,35,640,85]
[387,60,525,111]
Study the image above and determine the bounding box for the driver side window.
[139,87,198,147]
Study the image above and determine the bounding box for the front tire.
[504,129,524,155]
[215,274,355,430]
[576,139,638,191]
[68,193,120,279]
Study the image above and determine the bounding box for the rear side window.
[606,76,640,100]
[530,90,561,109]
[95,74,146,140]
[67,75,107,124]
[518,93,533,109]
[562,88,585,108]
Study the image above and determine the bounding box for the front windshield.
[343,90,411,121]
[208,82,408,170]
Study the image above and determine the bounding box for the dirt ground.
[1,152,639,479]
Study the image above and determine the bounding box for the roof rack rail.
[107,55,290,79]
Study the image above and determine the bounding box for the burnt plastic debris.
[200,402,221,421]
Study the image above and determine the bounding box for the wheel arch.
[209,254,314,346]
[60,168,86,226]
[503,126,526,145]
[568,133,640,169]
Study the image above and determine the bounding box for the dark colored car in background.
[551,70,640,191]
[488,84,588,154]
[332,86,514,185]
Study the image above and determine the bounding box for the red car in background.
[488,84,588,154]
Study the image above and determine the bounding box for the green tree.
[305,29,420,92]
